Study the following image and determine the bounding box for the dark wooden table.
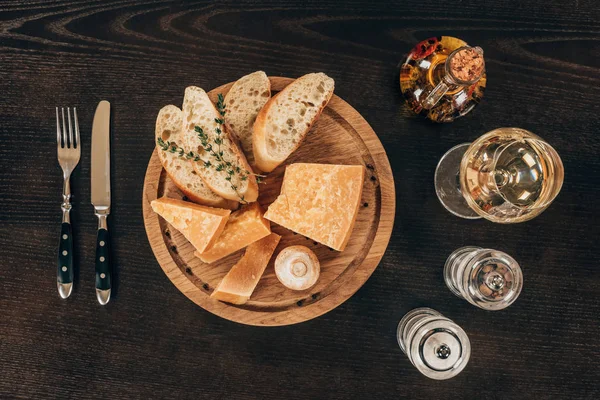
[2,1,599,399]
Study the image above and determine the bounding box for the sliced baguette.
[181,86,259,202]
[224,71,271,166]
[155,105,238,210]
[253,73,335,172]
[211,233,281,305]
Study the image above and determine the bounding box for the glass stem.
[455,171,462,193]
[493,168,511,188]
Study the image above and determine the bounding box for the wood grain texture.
[143,77,395,326]
[1,0,599,399]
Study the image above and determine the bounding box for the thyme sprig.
[156,93,265,203]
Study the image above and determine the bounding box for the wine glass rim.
[460,128,564,219]
[492,133,562,210]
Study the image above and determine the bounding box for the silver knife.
[91,100,112,305]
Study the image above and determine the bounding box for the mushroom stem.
[274,246,320,291]
[292,262,308,277]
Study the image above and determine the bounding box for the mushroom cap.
[274,245,320,291]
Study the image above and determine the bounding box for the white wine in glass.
[435,128,564,223]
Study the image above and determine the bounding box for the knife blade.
[91,100,112,305]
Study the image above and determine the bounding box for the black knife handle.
[57,222,74,284]
[95,228,111,291]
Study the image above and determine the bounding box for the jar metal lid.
[408,317,471,380]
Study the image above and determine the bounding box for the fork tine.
[61,108,67,148]
[56,107,61,147]
[73,108,80,149]
[67,107,74,148]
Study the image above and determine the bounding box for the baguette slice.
[195,202,271,263]
[211,233,281,305]
[253,73,335,172]
[155,105,238,210]
[150,197,231,253]
[224,71,271,166]
[182,86,258,202]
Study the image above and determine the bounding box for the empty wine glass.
[435,127,564,223]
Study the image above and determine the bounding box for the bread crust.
[224,71,271,167]
[155,105,239,210]
[162,168,239,209]
[253,74,334,173]
[183,87,259,202]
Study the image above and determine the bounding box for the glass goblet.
[435,127,564,223]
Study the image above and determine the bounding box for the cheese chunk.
[150,197,231,253]
[264,163,365,251]
[195,202,271,263]
[211,233,281,304]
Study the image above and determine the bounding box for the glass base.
[434,143,482,219]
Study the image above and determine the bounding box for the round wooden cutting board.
[142,77,395,326]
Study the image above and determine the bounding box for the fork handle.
[57,222,74,293]
[95,214,111,305]
[57,177,74,299]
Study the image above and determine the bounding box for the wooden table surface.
[2,1,599,399]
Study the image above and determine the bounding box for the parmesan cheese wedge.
[150,197,231,253]
[211,233,281,305]
[264,163,365,251]
[195,202,271,263]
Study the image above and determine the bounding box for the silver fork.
[56,107,81,299]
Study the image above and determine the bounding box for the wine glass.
[435,127,564,223]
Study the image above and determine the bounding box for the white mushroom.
[274,246,320,291]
